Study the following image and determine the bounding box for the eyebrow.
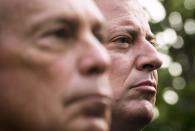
[125,28,137,37]
[116,27,158,47]
[29,15,79,35]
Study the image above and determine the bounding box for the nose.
[136,41,162,72]
[78,33,110,76]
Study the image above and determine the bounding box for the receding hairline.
[95,0,148,21]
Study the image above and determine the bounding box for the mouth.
[130,80,157,94]
[82,97,111,118]
[64,95,111,118]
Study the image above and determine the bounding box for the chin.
[65,117,109,131]
[112,99,154,131]
[130,100,154,123]
[130,108,154,128]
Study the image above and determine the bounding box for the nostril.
[85,66,105,76]
[142,64,155,71]
[142,61,162,71]
[78,57,108,76]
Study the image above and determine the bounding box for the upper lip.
[131,80,157,89]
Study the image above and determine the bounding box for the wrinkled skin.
[95,0,163,131]
[0,0,112,131]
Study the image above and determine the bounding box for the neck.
[0,123,20,131]
[0,127,12,131]
[111,120,141,131]
[111,114,144,131]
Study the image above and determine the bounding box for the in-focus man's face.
[96,0,162,129]
[0,0,112,131]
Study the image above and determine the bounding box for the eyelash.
[45,28,68,39]
[42,22,77,41]
[111,35,133,47]
[51,28,66,38]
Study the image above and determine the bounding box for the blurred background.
[138,0,195,130]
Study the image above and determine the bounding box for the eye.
[112,35,133,44]
[44,28,66,39]
[35,19,79,52]
[42,23,76,41]
[114,36,131,43]
[110,35,133,48]
[37,26,75,52]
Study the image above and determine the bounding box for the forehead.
[96,0,151,33]
[0,0,104,28]
[97,0,147,20]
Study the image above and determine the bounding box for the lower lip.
[66,96,110,117]
[131,85,156,94]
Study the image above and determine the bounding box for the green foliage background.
[144,0,195,131]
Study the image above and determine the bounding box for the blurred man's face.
[0,0,112,131]
[95,0,162,130]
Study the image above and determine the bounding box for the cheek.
[108,53,131,99]
[15,52,77,101]
[45,56,76,91]
[27,48,76,82]
[48,58,74,78]
[153,70,158,83]
[154,70,158,79]
[109,52,132,83]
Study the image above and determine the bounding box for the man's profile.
[0,0,112,131]
[95,0,163,131]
